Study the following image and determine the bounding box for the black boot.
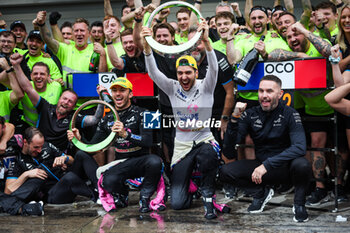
[202,197,217,220]
[113,193,128,208]
[21,201,44,216]
[139,196,151,213]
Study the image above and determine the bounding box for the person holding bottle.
[225,5,289,161]
[34,11,107,110]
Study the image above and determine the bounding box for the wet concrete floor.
[0,191,349,233]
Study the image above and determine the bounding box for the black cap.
[10,20,26,31]
[249,6,269,17]
[27,30,43,42]
[271,5,287,15]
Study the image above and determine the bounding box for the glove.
[49,11,61,25]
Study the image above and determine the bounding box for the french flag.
[237,58,327,91]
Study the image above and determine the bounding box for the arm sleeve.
[47,142,65,158]
[222,111,250,159]
[202,50,219,93]
[7,160,21,179]
[262,110,307,171]
[144,51,174,95]
[90,116,111,144]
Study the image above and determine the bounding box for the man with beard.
[11,53,103,153]
[270,5,288,31]
[227,6,289,105]
[142,20,221,220]
[188,27,234,144]
[14,30,62,82]
[275,12,297,40]
[221,75,311,223]
[226,6,289,161]
[10,21,27,50]
[269,22,333,207]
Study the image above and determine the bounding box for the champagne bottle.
[233,35,265,86]
[89,52,100,72]
[99,88,114,104]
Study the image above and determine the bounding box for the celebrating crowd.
[0,0,350,223]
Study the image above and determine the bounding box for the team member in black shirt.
[220,75,312,223]
[11,53,104,153]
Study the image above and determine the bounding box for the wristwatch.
[6,67,14,73]
[221,115,229,121]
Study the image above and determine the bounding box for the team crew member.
[10,20,27,50]
[0,56,24,123]
[142,20,220,219]
[269,22,335,206]
[103,15,125,72]
[80,78,162,213]
[90,21,105,46]
[106,28,144,76]
[14,30,63,82]
[212,12,238,55]
[3,125,96,206]
[34,11,107,110]
[11,53,103,153]
[4,127,73,201]
[19,62,62,128]
[0,30,31,81]
[221,75,311,223]
[227,5,290,104]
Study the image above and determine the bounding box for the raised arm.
[141,26,173,94]
[94,42,108,73]
[10,53,40,106]
[133,6,145,51]
[244,0,253,24]
[226,23,242,65]
[35,11,60,54]
[81,85,107,127]
[325,82,350,116]
[189,0,203,28]
[300,0,312,28]
[0,58,23,105]
[268,49,308,61]
[200,19,219,91]
[291,22,331,57]
[104,19,125,70]
[330,44,346,87]
[104,0,113,16]
[49,11,69,44]
[0,123,14,155]
[284,0,294,14]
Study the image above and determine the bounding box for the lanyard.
[33,158,60,181]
